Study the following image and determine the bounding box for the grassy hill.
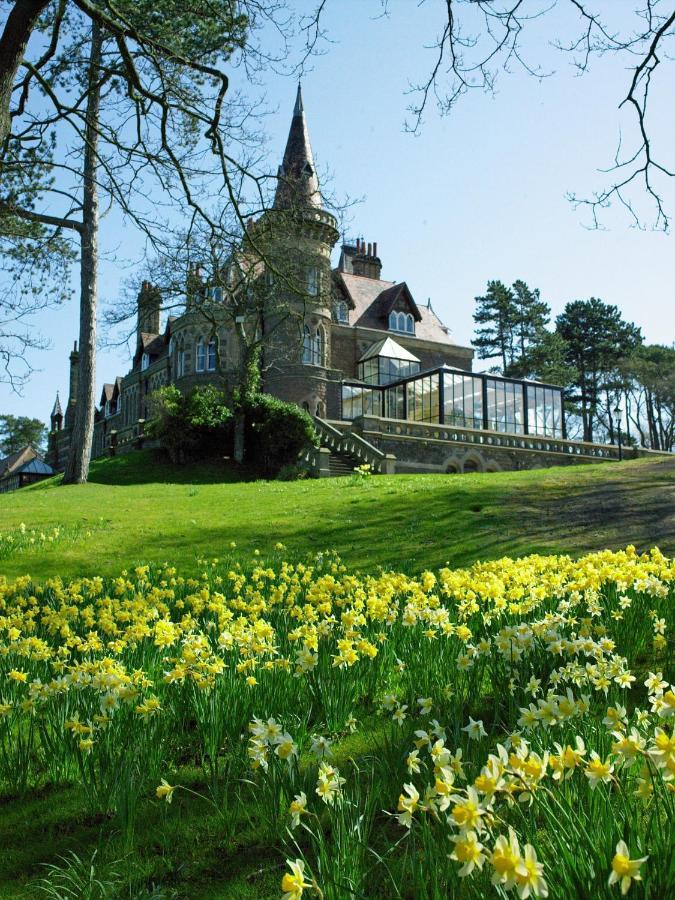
[0,452,673,898]
[0,451,673,580]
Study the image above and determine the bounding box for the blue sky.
[3,1,673,424]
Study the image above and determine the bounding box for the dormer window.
[302,162,314,178]
[334,300,349,324]
[104,400,111,417]
[389,311,414,335]
[141,352,150,371]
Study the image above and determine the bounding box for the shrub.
[276,462,313,481]
[147,385,232,464]
[244,394,318,477]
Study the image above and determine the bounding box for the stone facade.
[47,86,642,476]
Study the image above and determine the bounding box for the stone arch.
[462,452,484,474]
[484,459,502,473]
[444,457,461,474]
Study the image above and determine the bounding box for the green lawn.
[0,451,672,581]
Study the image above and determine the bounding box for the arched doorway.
[462,454,483,474]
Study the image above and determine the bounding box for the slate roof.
[16,457,53,476]
[336,272,455,344]
[274,85,323,211]
[0,446,40,478]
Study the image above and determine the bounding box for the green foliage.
[0,414,47,455]
[508,330,578,387]
[621,343,675,451]
[509,279,551,363]
[276,462,312,481]
[472,280,517,371]
[556,298,642,441]
[245,394,318,477]
[147,385,232,464]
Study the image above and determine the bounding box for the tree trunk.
[0,0,50,146]
[233,407,245,464]
[63,20,101,484]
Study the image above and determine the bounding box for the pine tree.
[556,299,642,443]
[472,280,517,372]
[507,280,551,373]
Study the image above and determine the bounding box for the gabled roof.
[336,272,455,344]
[111,376,123,401]
[139,332,161,351]
[359,337,421,363]
[372,282,422,322]
[0,446,39,478]
[139,333,165,357]
[100,383,115,405]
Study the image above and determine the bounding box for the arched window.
[388,311,398,331]
[207,337,217,371]
[314,326,325,366]
[141,352,150,371]
[196,338,206,372]
[302,325,312,363]
[406,313,414,334]
[398,312,407,332]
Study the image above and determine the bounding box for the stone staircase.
[302,417,396,478]
[328,449,361,477]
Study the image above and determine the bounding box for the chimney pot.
[373,242,378,257]
[367,242,372,256]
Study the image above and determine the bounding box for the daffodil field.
[1,542,673,898]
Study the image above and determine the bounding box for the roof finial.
[294,82,304,117]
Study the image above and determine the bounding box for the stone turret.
[50,392,63,432]
[64,341,79,429]
[262,86,341,417]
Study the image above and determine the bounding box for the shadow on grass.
[86,450,257,486]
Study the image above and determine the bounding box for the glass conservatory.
[341,366,566,440]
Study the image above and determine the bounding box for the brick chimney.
[137,281,161,341]
[65,341,79,429]
[350,237,382,279]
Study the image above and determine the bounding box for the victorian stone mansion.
[47,87,627,476]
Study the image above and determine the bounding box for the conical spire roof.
[51,392,63,418]
[273,84,323,210]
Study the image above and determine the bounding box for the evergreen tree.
[506,280,551,375]
[472,280,517,372]
[623,344,675,451]
[0,415,47,455]
[512,330,578,388]
[556,299,642,443]
[0,2,252,483]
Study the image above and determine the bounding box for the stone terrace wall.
[345,415,632,474]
